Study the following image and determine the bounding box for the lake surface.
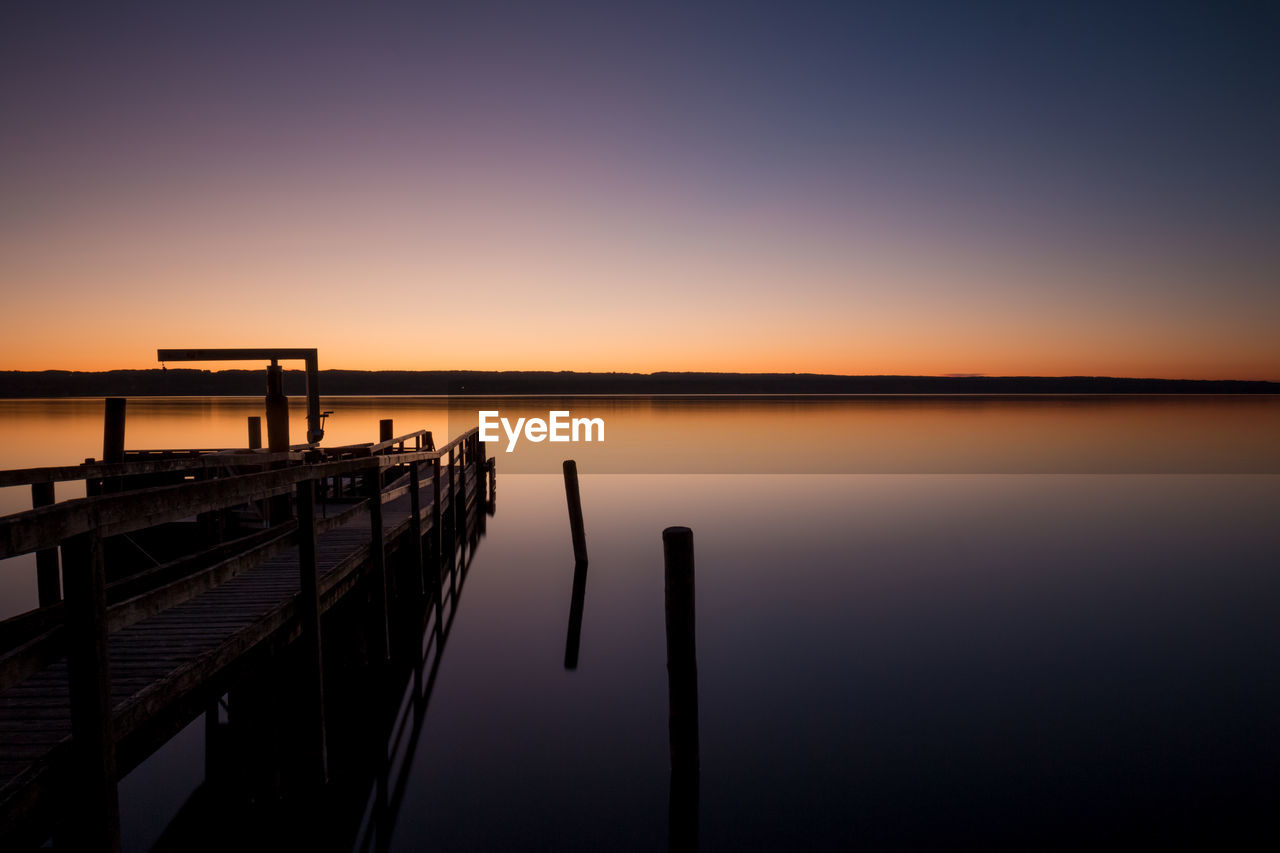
[1,396,1278,849]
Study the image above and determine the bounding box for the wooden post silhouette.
[664,526,699,853]
[295,477,328,784]
[380,419,394,487]
[62,529,121,852]
[32,482,60,606]
[102,398,126,463]
[102,397,126,494]
[247,416,262,450]
[562,460,588,565]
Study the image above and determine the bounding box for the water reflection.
[564,559,589,671]
[3,400,1279,849]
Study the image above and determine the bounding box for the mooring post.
[247,416,262,450]
[102,397,126,494]
[563,460,589,566]
[295,476,329,784]
[367,462,390,662]
[62,529,122,852]
[409,462,425,598]
[31,482,61,606]
[663,526,700,852]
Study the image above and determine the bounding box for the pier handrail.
[0,428,482,561]
[370,429,434,454]
[0,451,306,488]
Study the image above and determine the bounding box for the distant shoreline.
[1,369,1276,397]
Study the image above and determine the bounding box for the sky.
[1,1,1277,378]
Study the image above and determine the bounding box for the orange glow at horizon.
[1,149,1277,382]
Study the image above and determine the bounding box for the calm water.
[1,396,1278,849]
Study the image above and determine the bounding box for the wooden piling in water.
[562,460,588,566]
[295,477,328,784]
[31,482,60,606]
[61,529,121,852]
[663,527,699,775]
[664,526,699,852]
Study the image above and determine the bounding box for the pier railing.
[0,425,493,847]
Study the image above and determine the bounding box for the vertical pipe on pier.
[32,482,60,606]
[295,477,328,784]
[265,365,291,523]
[62,529,121,852]
[247,416,262,450]
[664,526,699,852]
[563,460,588,566]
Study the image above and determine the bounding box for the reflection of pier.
[0,392,495,849]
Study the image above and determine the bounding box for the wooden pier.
[0,411,495,850]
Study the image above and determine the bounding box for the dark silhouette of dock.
[0,396,494,850]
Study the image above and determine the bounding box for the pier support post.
[295,477,328,784]
[476,440,488,533]
[367,463,390,662]
[247,416,262,450]
[562,460,588,566]
[431,457,443,588]
[409,462,425,598]
[32,482,60,606]
[449,447,460,538]
[663,526,699,852]
[62,529,121,852]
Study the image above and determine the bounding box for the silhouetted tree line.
[0,369,1275,397]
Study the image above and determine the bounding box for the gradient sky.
[1,1,1277,378]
